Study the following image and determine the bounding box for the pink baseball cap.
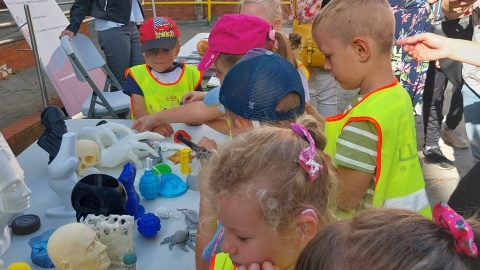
[197,14,272,71]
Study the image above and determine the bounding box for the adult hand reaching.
[59,30,75,40]
[397,32,480,67]
[98,132,164,168]
[396,33,449,62]
[78,122,135,150]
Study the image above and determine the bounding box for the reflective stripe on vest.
[383,187,430,212]
[126,63,202,118]
[297,60,310,81]
[324,81,432,219]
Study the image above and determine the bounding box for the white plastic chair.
[60,33,130,119]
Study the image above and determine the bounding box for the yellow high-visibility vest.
[126,63,202,119]
[210,252,235,270]
[324,81,431,218]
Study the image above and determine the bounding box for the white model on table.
[2,119,228,269]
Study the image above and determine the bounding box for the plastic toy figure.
[46,132,78,217]
[0,132,32,256]
[37,106,68,164]
[71,173,127,222]
[179,148,192,174]
[118,163,144,219]
[139,158,159,200]
[160,230,196,252]
[137,213,161,238]
[47,223,111,270]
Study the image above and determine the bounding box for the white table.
[2,119,228,269]
[177,33,209,63]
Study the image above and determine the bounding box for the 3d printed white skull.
[76,139,100,176]
[83,214,134,267]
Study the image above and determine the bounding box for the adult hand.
[181,92,206,104]
[77,122,135,150]
[99,132,164,168]
[59,30,75,40]
[237,262,280,270]
[198,137,217,150]
[396,33,449,62]
[152,124,174,137]
[442,0,476,19]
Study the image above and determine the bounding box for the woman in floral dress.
[390,0,433,115]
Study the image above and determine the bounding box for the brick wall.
[0,23,90,79]
[143,0,244,21]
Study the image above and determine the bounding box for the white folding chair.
[60,33,130,119]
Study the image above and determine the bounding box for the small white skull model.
[83,214,134,267]
[76,139,100,176]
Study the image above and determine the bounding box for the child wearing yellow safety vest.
[123,16,202,135]
[312,0,431,218]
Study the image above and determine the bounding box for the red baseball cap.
[140,17,181,52]
[197,14,272,71]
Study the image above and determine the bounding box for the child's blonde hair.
[312,0,394,53]
[296,208,480,270]
[215,31,297,74]
[238,0,283,25]
[202,114,338,235]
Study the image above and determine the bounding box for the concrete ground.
[0,21,474,207]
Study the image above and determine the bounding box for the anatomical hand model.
[99,132,165,168]
[78,122,135,150]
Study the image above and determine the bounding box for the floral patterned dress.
[390,0,433,115]
[289,0,323,24]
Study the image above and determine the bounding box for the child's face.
[314,31,362,90]
[212,195,298,269]
[143,44,180,73]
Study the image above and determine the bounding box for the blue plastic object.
[118,162,145,219]
[139,158,160,200]
[28,229,56,268]
[158,173,187,198]
[137,213,161,238]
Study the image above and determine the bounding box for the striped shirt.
[335,95,378,209]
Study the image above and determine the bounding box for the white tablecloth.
[2,119,228,269]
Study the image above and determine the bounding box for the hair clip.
[290,123,323,181]
[433,202,478,257]
[268,29,276,41]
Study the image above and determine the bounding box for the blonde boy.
[313,0,431,217]
[123,17,203,135]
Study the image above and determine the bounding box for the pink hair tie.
[290,123,323,181]
[433,202,478,257]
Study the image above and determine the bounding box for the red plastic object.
[174,130,191,143]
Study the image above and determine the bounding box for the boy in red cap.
[124,16,203,135]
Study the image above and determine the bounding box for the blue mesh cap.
[219,49,305,122]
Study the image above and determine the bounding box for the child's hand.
[132,115,157,132]
[198,137,217,150]
[152,124,174,137]
[237,261,280,270]
[186,122,203,126]
[182,92,207,104]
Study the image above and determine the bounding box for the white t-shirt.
[95,0,143,31]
